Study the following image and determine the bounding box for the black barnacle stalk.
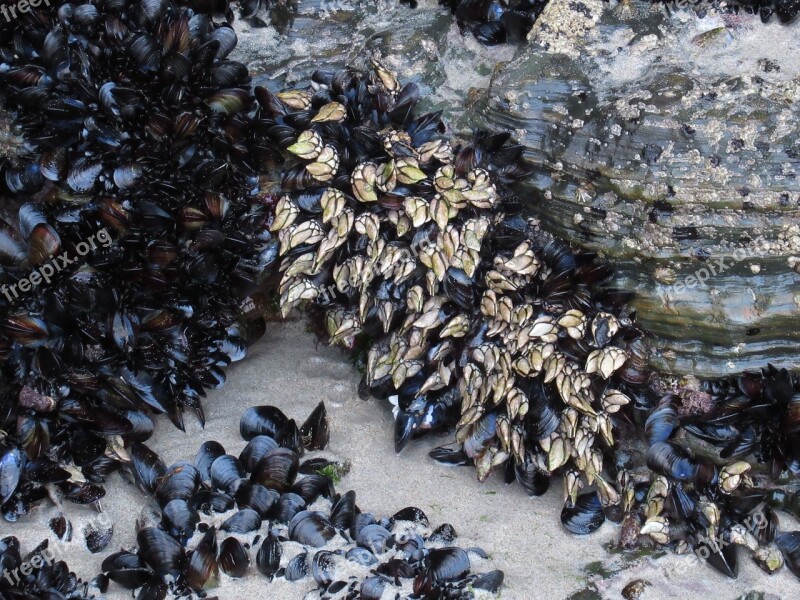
[0,0,276,520]
[97,402,506,598]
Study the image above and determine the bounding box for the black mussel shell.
[429,446,471,466]
[219,536,250,578]
[285,551,309,582]
[240,406,289,440]
[356,524,392,555]
[129,443,167,496]
[311,550,337,586]
[136,527,186,577]
[155,461,200,507]
[195,441,226,483]
[392,506,429,526]
[360,575,386,600]
[646,441,697,482]
[84,522,114,553]
[1,447,23,503]
[290,474,334,504]
[561,492,605,535]
[102,551,153,589]
[289,511,336,547]
[256,532,282,578]
[300,401,330,451]
[251,447,299,492]
[330,490,357,530]
[210,454,246,495]
[270,491,307,523]
[190,489,235,515]
[161,499,200,545]
[776,531,800,578]
[49,514,72,541]
[239,435,279,472]
[473,569,505,592]
[514,453,550,496]
[346,546,378,567]
[697,529,738,579]
[429,523,458,544]
[234,482,280,517]
[187,527,219,592]
[426,547,470,581]
[221,508,263,534]
[645,402,678,446]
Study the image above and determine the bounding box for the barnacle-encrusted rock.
[477,0,800,377]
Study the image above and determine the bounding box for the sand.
[6,320,799,599]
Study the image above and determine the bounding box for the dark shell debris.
[0,0,798,598]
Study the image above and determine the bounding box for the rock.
[477,1,800,377]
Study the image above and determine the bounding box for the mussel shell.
[300,401,329,451]
[195,441,226,484]
[220,508,262,534]
[429,523,458,544]
[391,506,429,527]
[256,532,282,578]
[187,527,220,592]
[426,547,470,581]
[776,531,800,578]
[84,522,114,554]
[219,536,250,578]
[356,524,392,555]
[561,492,605,535]
[102,551,152,589]
[311,550,337,586]
[289,511,336,547]
[190,489,234,514]
[285,551,309,582]
[330,490,356,530]
[289,474,333,504]
[514,453,550,497]
[240,406,289,440]
[346,546,378,567]
[645,402,678,446]
[234,482,279,517]
[270,492,307,523]
[239,435,279,472]
[161,499,199,545]
[210,454,246,495]
[250,447,299,492]
[360,575,386,600]
[646,441,697,482]
[473,569,505,592]
[136,527,186,577]
[129,443,167,496]
[0,447,23,504]
[155,461,200,507]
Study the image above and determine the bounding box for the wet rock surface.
[477,1,800,377]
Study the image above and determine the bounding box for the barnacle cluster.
[270,61,643,524]
[270,62,800,582]
[99,402,505,598]
[0,0,274,519]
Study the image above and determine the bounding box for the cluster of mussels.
[269,63,800,581]
[658,0,800,24]
[437,0,549,44]
[0,0,277,522]
[0,537,97,599]
[94,402,504,598]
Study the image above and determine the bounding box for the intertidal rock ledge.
[477,1,800,377]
